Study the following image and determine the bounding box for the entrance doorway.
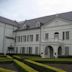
[45,46,53,58]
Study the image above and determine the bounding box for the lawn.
[0,54,72,72]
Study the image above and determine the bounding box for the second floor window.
[45,33,48,40]
[66,31,69,40]
[36,34,39,41]
[27,35,29,42]
[54,32,59,39]
[30,35,33,41]
[23,35,26,42]
[63,31,69,40]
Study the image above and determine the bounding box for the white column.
[53,45,58,58]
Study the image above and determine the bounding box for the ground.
[0,54,72,72]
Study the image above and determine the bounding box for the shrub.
[25,59,66,72]
[14,59,38,72]
[0,67,16,72]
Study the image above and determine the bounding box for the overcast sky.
[0,0,72,21]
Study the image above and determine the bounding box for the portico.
[41,41,64,58]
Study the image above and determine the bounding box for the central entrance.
[45,46,53,58]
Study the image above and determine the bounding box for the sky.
[0,0,72,21]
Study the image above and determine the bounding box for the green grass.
[25,59,66,72]
[0,55,13,62]
[14,59,38,72]
[0,67,16,72]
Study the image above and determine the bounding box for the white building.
[0,12,72,58]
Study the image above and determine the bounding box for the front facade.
[0,12,72,58]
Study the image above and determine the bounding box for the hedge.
[25,59,66,72]
[14,59,38,72]
[0,67,16,72]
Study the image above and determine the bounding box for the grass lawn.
[0,54,72,72]
[13,55,72,61]
[13,55,72,72]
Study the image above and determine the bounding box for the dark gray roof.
[14,11,72,31]
[0,16,19,27]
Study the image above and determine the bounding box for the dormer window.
[26,25,30,29]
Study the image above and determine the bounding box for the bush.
[58,55,72,58]
[25,59,65,72]
[0,67,15,72]
[14,59,37,72]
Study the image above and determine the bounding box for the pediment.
[42,18,72,28]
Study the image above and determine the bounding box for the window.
[16,47,18,53]
[63,31,70,40]
[27,35,29,42]
[18,36,20,42]
[36,34,39,41]
[29,47,32,54]
[45,33,48,40]
[54,32,59,39]
[23,35,26,42]
[15,36,16,42]
[30,35,33,41]
[65,47,69,55]
[27,47,32,54]
[66,31,69,40]
[21,36,22,42]
[63,32,65,40]
[22,47,25,54]
[35,47,38,54]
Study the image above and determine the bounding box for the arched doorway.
[58,46,62,56]
[45,46,53,58]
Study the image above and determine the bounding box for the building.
[0,11,72,58]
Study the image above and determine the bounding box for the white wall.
[41,18,72,57]
[15,29,40,54]
[0,22,17,54]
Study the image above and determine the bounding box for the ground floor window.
[65,46,69,55]
[7,46,14,54]
[20,47,25,54]
[16,47,18,53]
[27,47,32,54]
[35,47,38,54]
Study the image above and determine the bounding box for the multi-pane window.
[30,35,33,41]
[63,32,65,40]
[21,36,22,42]
[35,47,38,54]
[22,47,25,54]
[63,31,69,40]
[65,47,69,55]
[16,34,34,42]
[27,47,32,54]
[27,35,29,41]
[16,47,18,53]
[29,47,32,54]
[23,35,26,42]
[45,33,48,40]
[15,36,16,42]
[36,34,39,41]
[18,36,20,42]
[66,31,69,40]
[54,32,59,39]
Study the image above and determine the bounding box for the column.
[53,45,58,58]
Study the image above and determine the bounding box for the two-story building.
[0,11,72,58]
